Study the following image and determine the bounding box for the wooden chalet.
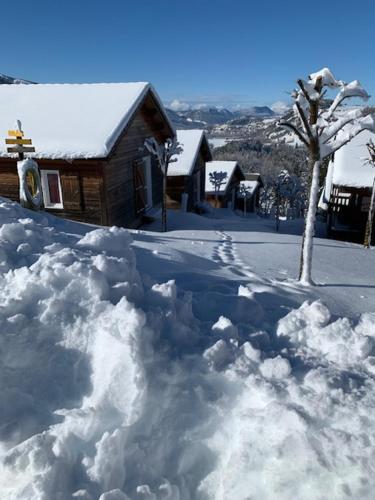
[238,172,263,213]
[0,82,174,228]
[320,130,375,242]
[205,160,245,208]
[167,129,212,211]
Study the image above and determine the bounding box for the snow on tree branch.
[323,113,375,157]
[325,80,370,119]
[321,106,375,147]
[309,67,343,88]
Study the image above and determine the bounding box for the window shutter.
[60,174,82,211]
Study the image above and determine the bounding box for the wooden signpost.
[5,121,35,160]
[4,121,43,211]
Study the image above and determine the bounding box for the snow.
[205,161,239,194]
[330,129,375,188]
[0,83,172,160]
[168,130,207,176]
[238,180,258,196]
[309,67,342,88]
[1,199,375,499]
[208,137,228,148]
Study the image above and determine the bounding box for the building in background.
[238,172,263,213]
[205,160,245,209]
[320,130,375,242]
[167,129,212,212]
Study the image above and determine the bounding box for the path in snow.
[212,227,260,280]
[135,210,375,320]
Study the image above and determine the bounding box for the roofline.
[149,84,175,137]
[168,129,211,177]
[105,84,175,157]
[205,161,243,195]
[331,182,373,190]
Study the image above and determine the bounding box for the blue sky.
[3,0,375,109]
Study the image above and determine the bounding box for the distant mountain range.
[166,105,276,129]
[0,73,34,84]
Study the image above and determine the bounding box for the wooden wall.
[327,184,373,242]
[103,103,167,227]
[0,159,105,225]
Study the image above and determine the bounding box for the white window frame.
[142,156,153,210]
[41,170,64,209]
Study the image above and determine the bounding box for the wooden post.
[275,186,280,231]
[162,173,167,232]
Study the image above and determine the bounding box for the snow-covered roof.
[168,129,207,176]
[205,161,240,194]
[0,82,173,160]
[238,180,259,196]
[331,130,375,188]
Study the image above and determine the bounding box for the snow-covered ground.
[137,210,375,319]
[1,197,375,500]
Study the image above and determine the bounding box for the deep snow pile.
[1,198,375,499]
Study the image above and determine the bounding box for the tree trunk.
[162,174,167,232]
[364,176,375,248]
[299,160,321,285]
[275,188,280,231]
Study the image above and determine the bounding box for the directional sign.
[5,122,35,159]
[8,130,24,137]
[5,138,32,145]
[7,146,35,154]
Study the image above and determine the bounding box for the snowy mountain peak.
[0,73,34,84]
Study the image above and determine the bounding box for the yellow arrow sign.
[8,130,24,137]
[5,138,32,145]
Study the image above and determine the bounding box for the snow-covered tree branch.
[279,67,375,284]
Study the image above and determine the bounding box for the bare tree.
[364,140,375,248]
[280,67,375,284]
[208,171,228,208]
[144,137,182,232]
[238,183,252,217]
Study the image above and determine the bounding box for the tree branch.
[326,80,370,119]
[297,79,313,104]
[278,121,309,147]
[322,107,375,145]
[322,118,375,158]
[295,100,314,142]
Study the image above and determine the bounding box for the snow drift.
[0,198,375,499]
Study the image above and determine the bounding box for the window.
[41,170,63,209]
